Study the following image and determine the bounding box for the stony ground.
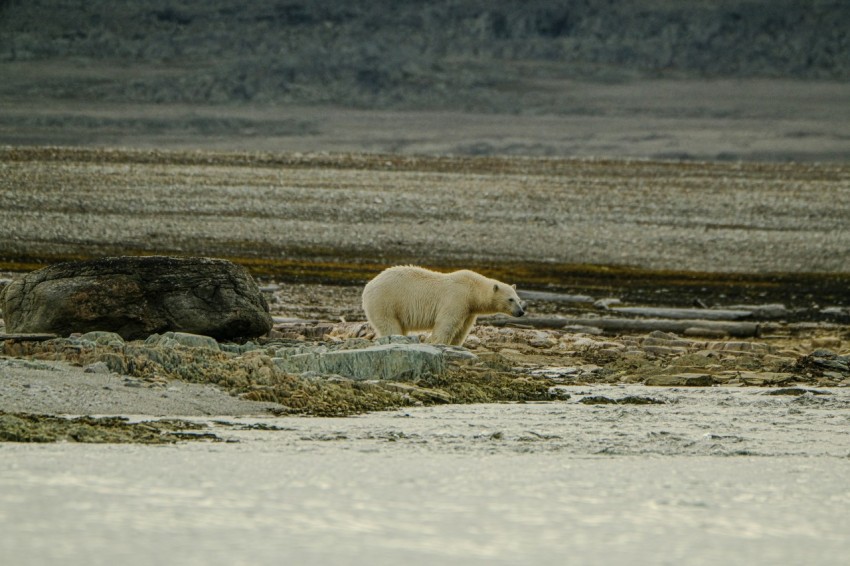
[2,146,849,288]
[1,146,849,431]
[2,309,848,422]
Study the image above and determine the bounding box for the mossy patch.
[241,377,409,417]
[418,367,555,405]
[240,367,558,417]
[0,412,219,444]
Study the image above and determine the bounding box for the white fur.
[362,265,525,346]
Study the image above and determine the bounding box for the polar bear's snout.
[512,301,527,317]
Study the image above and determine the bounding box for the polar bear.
[362,265,526,346]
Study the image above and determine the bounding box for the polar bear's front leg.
[428,313,476,346]
[450,314,478,346]
[368,313,405,338]
[427,314,465,345]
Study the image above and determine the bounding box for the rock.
[273,343,454,381]
[83,361,112,374]
[735,372,794,386]
[79,331,125,346]
[145,332,220,351]
[645,373,716,386]
[811,337,842,350]
[1,256,272,341]
[642,334,695,348]
[579,395,664,405]
[497,348,523,357]
[528,331,557,348]
[547,385,572,399]
[0,359,59,371]
[813,356,849,373]
[809,350,850,372]
[643,345,688,357]
[380,382,453,403]
[562,325,605,335]
[820,307,850,321]
[219,342,262,355]
[376,335,420,345]
[618,396,665,405]
[765,388,830,396]
[438,345,479,363]
[579,395,619,405]
[594,298,622,309]
[274,321,335,340]
[476,352,514,371]
[578,395,666,405]
[812,348,837,358]
[706,341,770,353]
[98,352,128,374]
[530,366,580,379]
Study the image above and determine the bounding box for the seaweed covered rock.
[2,256,272,341]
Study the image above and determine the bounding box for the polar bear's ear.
[493,284,499,293]
[511,284,516,290]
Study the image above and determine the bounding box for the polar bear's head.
[493,283,526,317]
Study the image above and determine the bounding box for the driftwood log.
[609,307,753,320]
[0,333,59,342]
[609,305,789,320]
[481,316,760,337]
[517,290,594,304]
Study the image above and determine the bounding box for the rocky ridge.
[3,316,848,417]
[3,266,849,418]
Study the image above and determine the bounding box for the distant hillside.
[1,0,848,110]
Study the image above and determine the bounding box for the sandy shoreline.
[2,396,850,566]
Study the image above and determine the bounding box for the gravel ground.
[2,147,849,278]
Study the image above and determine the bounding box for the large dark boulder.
[1,256,273,341]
